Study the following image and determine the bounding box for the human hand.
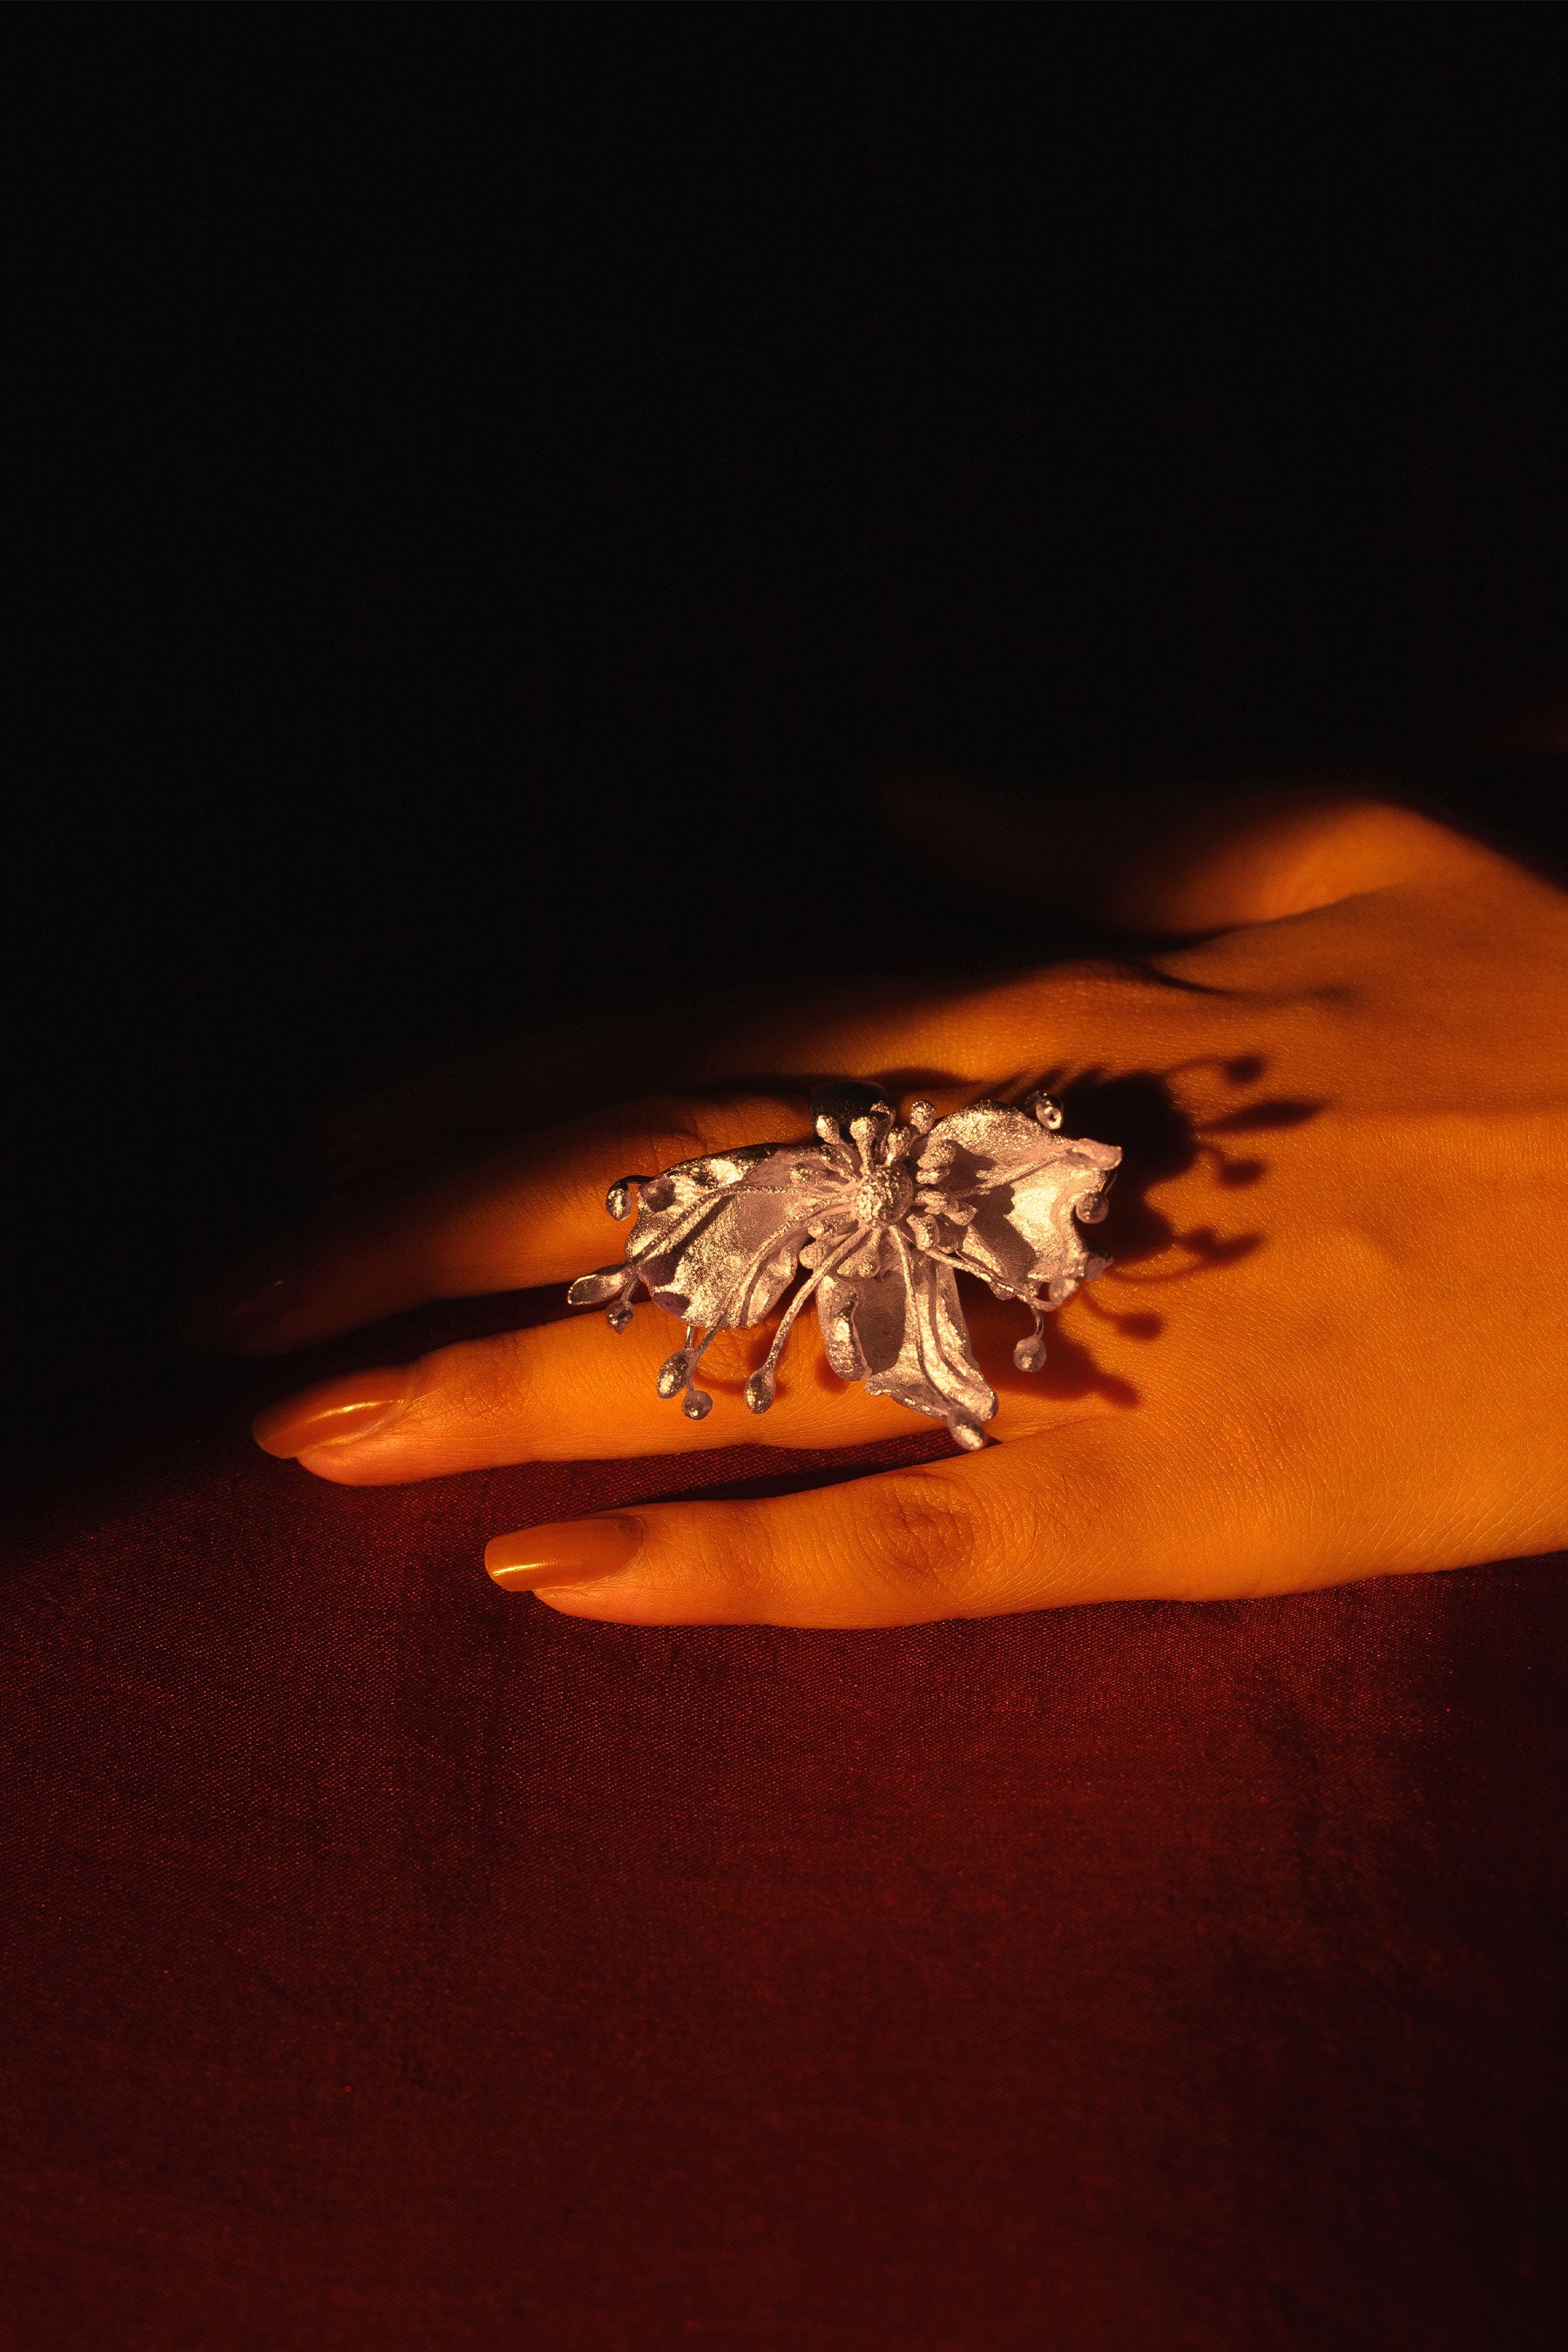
[201,793,1568,1625]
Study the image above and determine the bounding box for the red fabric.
[3,1304,1566,2349]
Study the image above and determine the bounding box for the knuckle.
[859,1470,993,1606]
[422,1331,537,1436]
[694,1508,774,1616]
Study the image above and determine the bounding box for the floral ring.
[567,1082,1121,1449]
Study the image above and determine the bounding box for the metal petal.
[566,1261,641,1308]
[816,1229,996,1436]
[618,1143,848,1329]
[809,1079,895,1132]
[922,1103,1119,1297]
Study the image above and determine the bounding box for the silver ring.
[568,1082,1120,1448]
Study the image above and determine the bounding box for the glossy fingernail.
[253,1370,411,1459]
[182,1233,297,1351]
[484,1516,645,1592]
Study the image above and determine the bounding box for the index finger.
[184,1088,810,1355]
[185,955,1233,1355]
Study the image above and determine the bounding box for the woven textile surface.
[3,1321,1565,2351]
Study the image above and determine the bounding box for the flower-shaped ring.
[568,1082,1121,1449]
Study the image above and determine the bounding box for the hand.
[202,792,1568,1626]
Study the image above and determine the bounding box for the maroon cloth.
[3,1330,1566,2348]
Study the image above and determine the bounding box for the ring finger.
[251,1280,1133,1484]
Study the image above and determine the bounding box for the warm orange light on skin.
[229,797,1568,1626]
[1098,795,1487,932]
[253,1373,411,1459]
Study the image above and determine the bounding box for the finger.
[881,773,1490,933]
[482,1348,1485,1628]
[278,993,773,1196]
[1099,795,1490,932]
[190,962,1241,1360]
[480,1414,1216,1627]
[252,1267,1133,1484]
[252,1299,911,1483]
[277,1036,572,1194]
[184,1088,805,1355]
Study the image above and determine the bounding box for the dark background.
[6,9,1568,1434]
[6,20,1568,2349]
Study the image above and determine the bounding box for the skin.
[211,792,1568,1626]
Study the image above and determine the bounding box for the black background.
[6,8,1567,1438]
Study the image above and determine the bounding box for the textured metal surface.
[568,1083,1121,1447]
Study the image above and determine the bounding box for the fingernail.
[253,1370,411,1459]
[182,1233,297,1351]
[484,1516,645,1592]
